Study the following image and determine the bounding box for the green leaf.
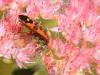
[49,30,59,38]
[50,31,66,43]
[90,63,98,75]
[63,0,68,3]
[0,11,3,19]
[22,26,30,33]
[0,60,17,75]
[51,0,57,3]
[0,10,7,19]
[38,16,58,28]
[0,11,4,19]
[34,64,48,75]
[33,57,48,75]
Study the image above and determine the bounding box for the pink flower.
[27,0,61,19]
[0,0,13,7]
[0,0,100,75]
[15,43,37,68]
[0,22,6,37]
[45,0,100,75]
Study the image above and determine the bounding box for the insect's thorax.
[25,21,49,43]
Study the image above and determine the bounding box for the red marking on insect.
[19,15,49,43]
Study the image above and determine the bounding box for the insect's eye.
[19,15,33,23]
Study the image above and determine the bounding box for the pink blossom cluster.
[0,0,100,75]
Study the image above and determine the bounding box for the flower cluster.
[0,0,100,75]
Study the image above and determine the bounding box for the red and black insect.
[19,15,49,43]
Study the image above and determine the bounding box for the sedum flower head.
[0,0,100,75]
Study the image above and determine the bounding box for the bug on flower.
[18,15,49,43]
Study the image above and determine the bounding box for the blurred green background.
[0,60,15,75]
[0,59,48,75]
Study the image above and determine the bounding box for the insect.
[19,15,49,43]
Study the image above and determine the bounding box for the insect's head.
[19,15,33,24]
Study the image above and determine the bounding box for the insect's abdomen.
[26,23,49,43]
[36,28,49,43]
